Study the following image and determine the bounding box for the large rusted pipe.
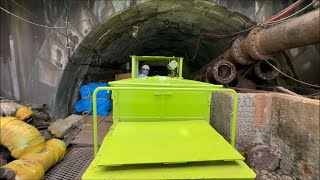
[248,8,320,60]
[211,59,236,84]
[253,59,280,80]
[193,9,319,83]
[194,54,237,84]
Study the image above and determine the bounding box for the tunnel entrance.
[54,0,286,117]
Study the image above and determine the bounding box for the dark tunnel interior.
[74,1,257,84]
[55,0,312,115]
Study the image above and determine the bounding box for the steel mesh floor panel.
[44,147,94,180]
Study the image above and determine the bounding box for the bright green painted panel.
[114,90,162,121]
[98,120,244,166]
[109,76,222,88]
[110,76,216,122]
[162,91,211,122]
[82,159,256,180]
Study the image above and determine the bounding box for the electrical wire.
[64,0,71,60]
[263,0,317,26]
[264,60,320,88]
[251,0,265,20]
[73,19,92,27]
[0,7,67,28]
[190,0,316,62]
[200,0,316,39]
[241,64,254,80]
[190,35,204,61]
[190,26,255,61]
[7,0,91,29]
[261,0,304,24]
[9,0,39,18]
[1,3,104,66]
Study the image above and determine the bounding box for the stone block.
[211,92,319,179]
[48,114,83,138]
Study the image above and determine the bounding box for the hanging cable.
[9,0,39,18]
[263,0,317,26]
[64,0,71,61]
[0,7,67,28]
[264,60,320,88]
[0,6,91,30]
[1,2,105,66]
[73,19,92,27]
[200,0,316,39]
[261,0,305,24]
[190,0,317,62]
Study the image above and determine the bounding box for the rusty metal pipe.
[255,9,320,56]
[254,59,280,80]
[230,37,256,65]
[211,59,237,84]
[314,1,320,9]
[193,9,319,83]
[195,53,237,84]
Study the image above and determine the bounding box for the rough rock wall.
[211,92,320,179]
[269,94,319,179]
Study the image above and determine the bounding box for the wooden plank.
[115,73,131,80]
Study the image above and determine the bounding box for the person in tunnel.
[137,65,150,78]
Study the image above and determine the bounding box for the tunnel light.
[132,26,138,38]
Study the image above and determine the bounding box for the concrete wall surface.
[211,92,319,179]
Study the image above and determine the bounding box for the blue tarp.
[74,82,112,116]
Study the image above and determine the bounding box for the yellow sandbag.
[0,116,16,129]
[22,139,66,171]
[0,116,45,159]
[21,148,56,172]
[45,139,67,162]
[15,106,34,121]
[3,159,45,180]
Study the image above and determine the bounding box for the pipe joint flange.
[231,36,256,65]
[254,59,280,80]
[212,59,236,84]
[246,28,272,60]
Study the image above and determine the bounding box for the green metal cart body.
[82,56,256,179]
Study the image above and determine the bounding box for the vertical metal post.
[92,89,98,156]
[131,55,138,78]
[179,58,183,78]
[64,0,71,58]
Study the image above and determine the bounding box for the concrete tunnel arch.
[52,0,258,118]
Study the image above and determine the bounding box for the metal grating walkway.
[44,147,94,180]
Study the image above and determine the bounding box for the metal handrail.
[92,87,238,156]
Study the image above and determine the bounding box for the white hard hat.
[142,65,150,71]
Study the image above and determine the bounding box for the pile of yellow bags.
[0,116,66,179]
[0,116,45,159]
